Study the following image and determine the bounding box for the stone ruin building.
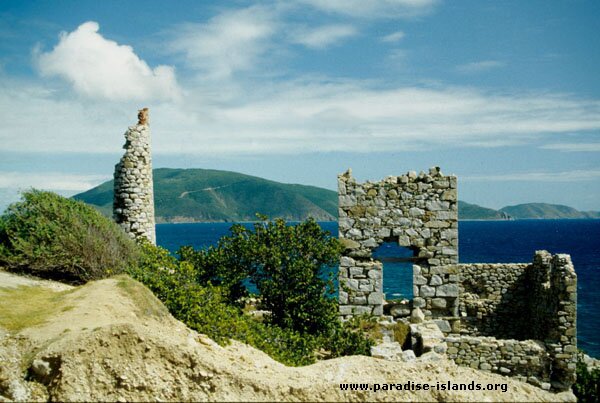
[338,167,577,391]
[109,109,577,391]
[113,108,156,244]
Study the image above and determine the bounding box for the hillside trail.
[0,269,576,402]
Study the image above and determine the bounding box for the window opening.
[373,242,415,301]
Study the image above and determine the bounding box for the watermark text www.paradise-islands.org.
[340,380,508,393]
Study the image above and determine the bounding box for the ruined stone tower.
[113,108,156,244]
[338,167,459,321]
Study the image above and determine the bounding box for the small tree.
[178,241,250,306]
[194,216,343,335]
[140,218,373,364]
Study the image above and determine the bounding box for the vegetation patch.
[347,316,384,341]
[574,352,600,402]
[114,275,170,319]
[129,217,373,366]
[392,321,411,347]
[0,190,141,284]
[0,192,373,367]
[0,286,74,332]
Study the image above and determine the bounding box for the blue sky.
[0,0,599,212]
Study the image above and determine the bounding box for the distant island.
[73,168,600,222]
[74,168,337,222]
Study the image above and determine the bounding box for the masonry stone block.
[367,270,382,279]
[430,275,443,286]
[414,275,428,285]
[436,284,459,297]
[413,297,426,308]
[432,298,447,308]
[398,235,411,246]
[368,292,384,305]
[340,256,355,267]
[420,285,436,298]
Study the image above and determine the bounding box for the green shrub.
[129,243,247,344]
[133,233,372,366]
[320,319,374,358]
[194,217,343,335]
[0,190,140,283]
[129,243,319,365]
[178,243,249,306]
[245,323,320,366]
[574,352,600,402]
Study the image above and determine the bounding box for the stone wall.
[338,167,458,322]
[336,168,577,391]
[529,252,577,390]
[455,252,577,390]
[113,110,156,244]
[445,336,552,389]
[459,263,530,338]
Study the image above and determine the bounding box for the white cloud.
[175,83,600,154]
[540,142,600,152]
[36,21,181,101]
[297,0,439,18]
[290,24,358,49]
[462,170,600,182]
[0,78,142,153]
[456,60,505,73]
[0,171,109,191]
[381,31,405,43]
[168,6,276,78]
[2,76,600,156]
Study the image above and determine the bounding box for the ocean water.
[156,219,600,358]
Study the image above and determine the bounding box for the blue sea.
[156,219,600,358]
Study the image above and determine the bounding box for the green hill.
[74,168,599,222]
[73,168,337,223]
[458,201,511,220]
[499,203,600,219]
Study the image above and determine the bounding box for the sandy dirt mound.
[0,271,72,291]
[0,270,575,402]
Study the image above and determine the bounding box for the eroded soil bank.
[0,271,575,402]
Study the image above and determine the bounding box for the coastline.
[156,217,600,225]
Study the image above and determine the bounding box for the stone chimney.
[113,108,156,244]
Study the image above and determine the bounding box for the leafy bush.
[0,190,140,283]
[574,352,600,402]
[129,243,319,365]
[181,217,343,335]
[133,219,372,366]
[129,243,248,344]
[320,319,374,358]
[178,243,249,306]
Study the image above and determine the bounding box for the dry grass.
[347,316,411,347]
[0,285,74,332]
[392,321,411,346]
[114,275,169,319]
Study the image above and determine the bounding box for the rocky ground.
[0,270,576,402]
